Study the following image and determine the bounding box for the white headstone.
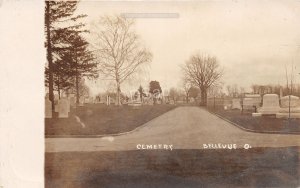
[280,95,300,108]
[55,98,70,118]
[244,94,261,98]
[106,95,110,105]
[84,97,89,104]
[170,100,175,105]
[223,99,232,109]
[100,96,106,104]
[276,95,300,118]
[243,94,261,106]
[242,98,255,110]
[78,96,84,106]
[257,94,280,115]
[54,94,59,102]
[69,96,76,107]
[232,98,241,109]
[45,98,52,118]
[89,97,94,103]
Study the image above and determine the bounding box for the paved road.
[46,107,300,152]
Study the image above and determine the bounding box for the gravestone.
[54,94,59,104]
[110,98,116,105]
[144,97,153,105]
[78,96,84,106]
[232,98,241,110]
[157,100,162,104]
[280,95,300,108]
[276,95,300,118]
[84,97,89,104]
[242,98,255,110]
[69,94,76,107]
[128,101,142,109]
[55,98,70,118]
[245,94,260,98]
[89,97,94,104]
[257,94,280,115]
[245,94,261,101]
[83,96,93,104]
[245,94,261,105]
[170,100,175,105]
[223,99,232,110]
[243,95,261,111]
[106,95,111,105]
[69,96,76,107]
[45,97,52,118]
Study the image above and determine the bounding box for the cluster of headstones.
[274,95,300,118]
[229,94,261,110]
[45,94,94,118]
[45,96,71,118]
[229,94,300,118]
[45,94,123,118]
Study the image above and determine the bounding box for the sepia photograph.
[42,0,300,187]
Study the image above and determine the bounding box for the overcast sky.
[75,0,300,95]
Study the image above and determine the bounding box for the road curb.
[203,107,300,135]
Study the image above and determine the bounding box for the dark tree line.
[251,84,300,97]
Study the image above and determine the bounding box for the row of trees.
[45,1,152,112]
[251,84,300,97]
[45,1,98,109]
[45,2,223,109]
[45,3,299,109]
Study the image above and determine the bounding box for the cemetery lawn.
[45,147,299,188]
[45,104,176,137]
[207,107,300,134]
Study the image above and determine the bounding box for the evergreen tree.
[45,1,98,108]
[64,33,98,103]
[45,1,82,109]
[149,81,162,94]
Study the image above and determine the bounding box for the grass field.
[45,104,176,136]
[207,106,300,134]
[45,147,300,188]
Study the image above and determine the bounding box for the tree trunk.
[116,82,121,106]
[75,48,79,104]
[58,85,61,99]
[45,1,54,111]
[75,72,79,104]
[57,75,61,99]
[140,93,143,103]
[200,88,207,106]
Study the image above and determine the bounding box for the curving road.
[45,106,300,152]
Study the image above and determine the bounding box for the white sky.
[75,0,300,95]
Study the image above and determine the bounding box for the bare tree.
[181,77,192,103]
[284,63,297,119]
[181,53,223,106]
[208,83,223,98]
[169,87,180,103]
[91,15,152,105]
[251,84,259,94]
